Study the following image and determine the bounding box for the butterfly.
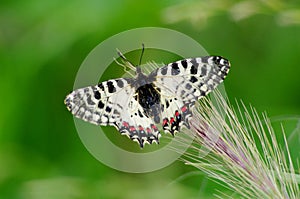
[65,48,230,148]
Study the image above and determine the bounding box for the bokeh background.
[1,0,300,198]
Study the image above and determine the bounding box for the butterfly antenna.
[138,43,145,66]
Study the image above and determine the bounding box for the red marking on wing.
[162,118,168,126]
[138,126,144,131]
[151,124,158,131]
[129,126,136,132]
[170,117,175,124]
[123,122,129,128]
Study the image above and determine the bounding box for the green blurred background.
[1,0,300,198]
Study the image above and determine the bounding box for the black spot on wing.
[212,56,219,63]
[107,81,116,93]
[98,83,105,91]
[105,106,112,113]
[171,62,180,75]
[165,99,170,108]
[190,65,198,75]
[190,76,198,83]
[200,90,206,96]
[94,91,101,100]
[161,67,168,75]
[181,60,188,68]
[185,83,192,90]
[116,79,124,87]
[201,65,207,77]
[138,110,143,118]
[87,95,95,105]
[98,101,105,109]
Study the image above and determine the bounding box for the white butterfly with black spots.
[65,55,230,147]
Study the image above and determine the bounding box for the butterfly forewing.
[150,56,230,135]
[152,56,230,104]
[65,78,131,125]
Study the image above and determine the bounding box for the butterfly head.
[135,66,143,75]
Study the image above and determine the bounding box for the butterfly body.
[65,55,230,147]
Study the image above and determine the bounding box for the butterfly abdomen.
[136,83,162,123]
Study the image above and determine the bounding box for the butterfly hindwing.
[118,97,161,147]
[65,78,160,147]
[159,95,192,135]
